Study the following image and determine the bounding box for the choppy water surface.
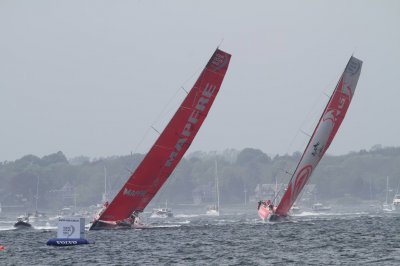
[1,208,400,265]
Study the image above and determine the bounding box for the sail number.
[212,53,225,66]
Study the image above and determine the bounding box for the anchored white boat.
[206,159,220,216]
[383,176,393,212]
[151,201,173,218]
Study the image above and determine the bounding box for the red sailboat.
[90,48,231,230]
[258,56,362,221]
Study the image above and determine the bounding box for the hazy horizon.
[1,1,399,162]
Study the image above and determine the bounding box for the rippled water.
[1,208,400,265]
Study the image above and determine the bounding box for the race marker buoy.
[0,245,5,250]
[46,217,93,246]
[46,238,91,246]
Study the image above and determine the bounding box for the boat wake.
[174,214,199,218]
[0,226,15,231]
[34,225,56,230]
[294,211,333,216]
[141,224,183,229]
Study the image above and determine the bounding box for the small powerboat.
[151,208,173,218]
[14,216,32,229]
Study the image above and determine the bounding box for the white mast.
[215,159,220,213]
[102,166,107,203]
[35,175,40,213]
[386,176,389,205]
[244,185,247,205]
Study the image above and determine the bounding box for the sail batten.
[94,49,231,224]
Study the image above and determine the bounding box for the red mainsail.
[97,49,231,223]
[274,56,363,216]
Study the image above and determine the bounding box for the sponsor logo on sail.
[347,58,361,76]
[165,82,217,168]
[210,51,229,71]
[123,188,147,197]
[292,165,313,201]
[312,142,320,156]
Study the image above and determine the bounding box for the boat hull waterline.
[14,221,32,229]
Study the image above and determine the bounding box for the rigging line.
[279,70,338,182]
[277,87,336,190]
[131,126,153,155]
[125,168,134,175]
[108,169,135,194]
[115,48,215,197]
[130,65,203,156]
[273,173,295,203]
[272,189,281,204]
[280,93,327,158]
[181,86,188,95]
[351,47,357,57]
[217,38,224,49]
[282,65,344,202]
[151,126,161,135]
[145,53,208,129]
[300,129,312,138]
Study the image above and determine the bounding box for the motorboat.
[14,215,32,229]
[151,207,173,218]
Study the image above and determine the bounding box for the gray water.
[1,208,400,265]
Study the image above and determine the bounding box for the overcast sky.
[0,0,399,161]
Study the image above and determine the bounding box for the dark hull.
[14,221,32,229]
[269,214,289,222]
[89,220,136,230]
[258,201,289,222]
[90,220,123,230]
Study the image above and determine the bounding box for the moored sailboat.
[257,56,362,221]
[392,194,400,211]
[382,176,393,212]
[206,159,220,216]
[90,48,231,230]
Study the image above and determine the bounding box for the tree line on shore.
[0,145,399,212]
